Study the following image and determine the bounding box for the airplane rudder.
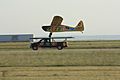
[75,20,84,31]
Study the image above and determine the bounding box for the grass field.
[0,40,120,80]
[0,66,120,80]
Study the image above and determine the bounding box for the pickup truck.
[30,38,68,50]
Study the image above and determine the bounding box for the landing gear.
[49,32,52,38]
[49,32,52,47]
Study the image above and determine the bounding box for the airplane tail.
[75,20,84,32]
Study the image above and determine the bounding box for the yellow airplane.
[42,16,84,33]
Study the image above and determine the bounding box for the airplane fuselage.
[42,25,76,32]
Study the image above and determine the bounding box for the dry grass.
[68,40,120,49]
[0,40,120,67]
[0,67,120,80]
[0,40,120,50]
[0,40,120,80]
[0,41,120,67]
[0,49,120,67]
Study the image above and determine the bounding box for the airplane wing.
[51,37,73,39]
[30,37,49,39]
[42,16,63,32]
[30,37,73,39]
[51,16,63,32]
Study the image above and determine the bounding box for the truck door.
[43,39,50,47]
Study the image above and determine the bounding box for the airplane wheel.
[32,45,38,50]
[57,45,63,50]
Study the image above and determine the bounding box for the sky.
[0,0,120,37]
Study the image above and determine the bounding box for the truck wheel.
[57,45,63,50]
[32,45,38,50]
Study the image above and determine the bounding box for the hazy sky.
[0,0,120,37]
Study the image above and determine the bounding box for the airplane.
[42,16,84,33]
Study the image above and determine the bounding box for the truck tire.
[57,45,63,50]
[32,45,38,50]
